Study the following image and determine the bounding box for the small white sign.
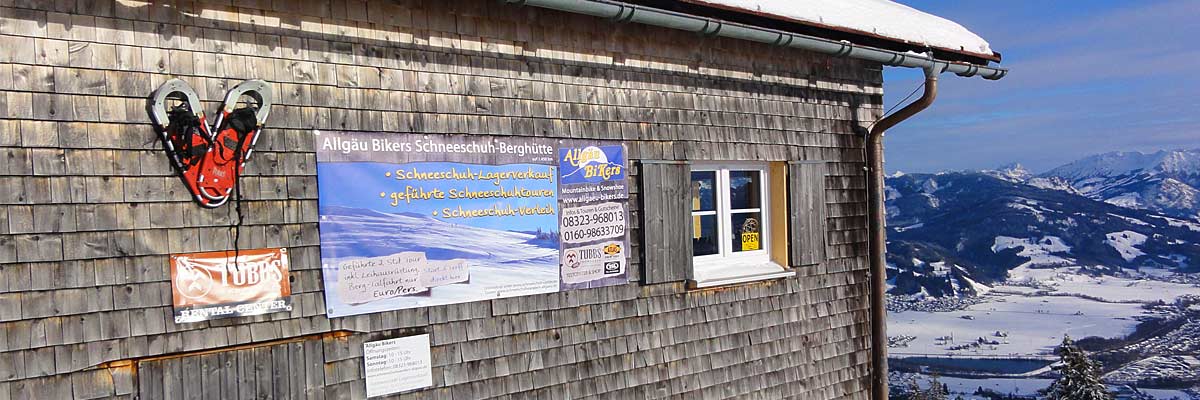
[420,259,469,288]
[338,252,428,305]
[363,334,433,397]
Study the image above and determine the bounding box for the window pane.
[730,212,763,252]
[692,214,719,256]
[729,170,761,210]
[691,171,716,212]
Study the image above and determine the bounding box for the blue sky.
[883,0,1200,174]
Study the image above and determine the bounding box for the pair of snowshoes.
[148,79,273,208]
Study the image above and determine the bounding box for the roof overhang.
[506,0,1007,80]
[631,0,1002,66]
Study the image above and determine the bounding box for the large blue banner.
[314,131,628,317]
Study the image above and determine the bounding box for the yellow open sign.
[741,232,760,251]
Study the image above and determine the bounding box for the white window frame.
[690,162,792,287]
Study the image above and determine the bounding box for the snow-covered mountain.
[1038,149,1200,220]
[1043,149,1200,183]
[983,162,1033,183]
[984,163,1082,195]
[888,150,1200,395]
[885,168,1200,297]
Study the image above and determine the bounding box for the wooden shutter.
[639,160,692,284]
[788,161,828,266]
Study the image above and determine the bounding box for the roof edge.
[506,0,1007,79]
[659,0,1001,64]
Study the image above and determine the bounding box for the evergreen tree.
[1042,335,1112,400]
[903,375,949,400]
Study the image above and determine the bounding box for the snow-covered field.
[1008,265,1200,303]
[892,263,1200,398]
[892,265,1199,357]
[938,376,1050,398]
[890,293,1144,357]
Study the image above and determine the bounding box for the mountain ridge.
[885,149,1200,297]
[1030,149,1200,220]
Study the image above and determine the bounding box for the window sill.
[690,261,794,289]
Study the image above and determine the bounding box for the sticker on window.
[741,232,761,251]
[740,217,761,251]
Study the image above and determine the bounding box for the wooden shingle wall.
[0,0,882,398]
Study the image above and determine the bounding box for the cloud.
[883,0,1200,173]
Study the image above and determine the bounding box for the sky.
[882,0,1200,174]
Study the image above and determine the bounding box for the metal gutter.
[866,66,940,400]
[503,0,1007,79]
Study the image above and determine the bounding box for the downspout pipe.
[867,65,940,400]
[503,0,1008,80]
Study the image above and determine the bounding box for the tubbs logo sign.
[169,248,292,323]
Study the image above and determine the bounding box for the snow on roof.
[681,0,994,58]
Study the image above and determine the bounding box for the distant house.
[0,1,1003,399]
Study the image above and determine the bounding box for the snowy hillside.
[885,170,1200,297]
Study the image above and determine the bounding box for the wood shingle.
[0,0,881,398]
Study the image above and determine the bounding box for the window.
[689,163,792,287]
[691,166,767,260]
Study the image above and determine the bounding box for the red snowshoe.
[196,80,273,203]
[148,79,273,208]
